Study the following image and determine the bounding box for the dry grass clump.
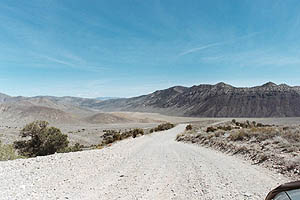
[250,127,279,142]
[228,127,279,142]
[242,126,300,144]
[206,120,258,133]
[176,133,185,141]
[281,129,300,143]
[229,130,248,141]
[232,146,249,155]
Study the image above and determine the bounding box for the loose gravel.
[0,124,290,200]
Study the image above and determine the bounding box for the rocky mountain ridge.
[1,82,300,120]
[91,82,300,117]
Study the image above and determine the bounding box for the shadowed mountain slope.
[90,82,300,117]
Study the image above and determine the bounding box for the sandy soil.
[0,124,290,200]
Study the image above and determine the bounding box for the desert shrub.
[232,119,236,124]
[234,121,251,128]
[217,126,232,131]
[112,131,121,141]
[14,121,69,157]
[206,126,217,133]
[149,129,154,133]
[103,129,119,136]
[59,143,83,153]
[120,128,144,139]
[120,131,131,140]
[256,123,264,127]
[153,123,175,132]
[100,128,145,146]
[101,130,121,144]
[229,130,248,141]
[186,124,193,131]
[233,120,270,129]
[240,123,248,128]
[0,141,24,161]
[131,128,144,138]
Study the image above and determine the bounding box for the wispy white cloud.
[31,52,108,72]
[178,32,262,57]
[41,55,75,67]
[178,42,224,56]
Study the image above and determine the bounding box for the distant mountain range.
[0,95,101,124]
[90,82,300,117]
[0,94,160,124]
[1,82,300,124]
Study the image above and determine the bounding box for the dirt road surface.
[0,124,290,200]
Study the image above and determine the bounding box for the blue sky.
[1,0,300,97]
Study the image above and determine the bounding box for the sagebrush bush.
[130,128,144,138]
[154,123,175,132]
[186,124,192,131]
[206,126,217,133]
[217,126,232,131]
[100,128,145,146]
[120,131,131,140]
[148,123,175,133]
[14,121,69,157]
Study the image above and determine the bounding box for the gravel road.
[0,124,290,200]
